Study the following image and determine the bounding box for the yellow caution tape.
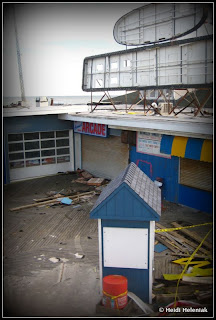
[103,290,128,300]
[155,222,213,233]
[103,290,128,310]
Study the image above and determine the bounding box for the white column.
[149,220,155,304]
[74,132,82,170]
[98,219,103,296]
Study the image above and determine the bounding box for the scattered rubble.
[74,253,85,259]
[87,178,105,186]
[49,257,61,263]
[153,221,213,311]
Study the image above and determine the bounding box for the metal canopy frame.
[89,88,212,117]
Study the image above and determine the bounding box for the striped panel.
[200,140,213,162]
[171,136,188,158]
[185,138,204,161]
[160,135,212,162]
[160,135,174,155]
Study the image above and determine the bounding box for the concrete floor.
[3,173,213,317]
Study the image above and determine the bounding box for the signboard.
[74,121,108,138]
[137,132,171,158]
[103,227,148,269]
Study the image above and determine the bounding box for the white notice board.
[103,227,148,269]
[136,132,170,158]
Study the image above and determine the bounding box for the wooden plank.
[156,292,195,304]
[170,253,209,259]
[171,222,212,250]
[156,223,193,253]
[33,193,67,202]
[156,223,210,256]
[87,178,105,186]
[163,284,212,294]
[182,276,213,284]
[10,191,95,212]
[155,234,179,253]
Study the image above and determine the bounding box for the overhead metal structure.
[12,5,26,106]
[113,3,212,46]
[82,3,213,117]
[82,36,213,92]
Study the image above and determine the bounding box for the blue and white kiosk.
[90,162,161,303]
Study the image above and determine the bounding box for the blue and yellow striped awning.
[160,135,213,162]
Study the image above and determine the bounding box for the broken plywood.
[87,178,105,186]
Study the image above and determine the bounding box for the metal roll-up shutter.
[82,135,129,179]
[180,158,212,192]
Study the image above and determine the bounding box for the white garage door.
[82,135,129,179]
[8,130,74,181]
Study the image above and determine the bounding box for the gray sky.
[3,2,143,97]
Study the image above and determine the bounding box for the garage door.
[8,130,73,181]
[82,135,129,179]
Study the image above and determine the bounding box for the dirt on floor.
[3,172,213,317]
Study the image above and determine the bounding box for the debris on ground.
[58,197,73,205]
[80,170,93,180]
[154,243,168,253]
[46,191,58,196]
[74,177,88,184]
[87,177,105,186]
[10,190,96,212]
[153,221,213,309]
[49,257,61,263]
[74,253,85,259]
[155,221,212,258]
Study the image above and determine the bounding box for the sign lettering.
[74,121,108,137]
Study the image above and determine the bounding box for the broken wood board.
[81,171,93,179]
[162,284,212,294]
[155,234,178,253]
[87,178,105,186]
[33,193,67,202]
[156,222,194,252]
[157,222,211,257]
[155,234,189,254]
[171,222,212,250]
[194,290,213,302]
[155,223,192,254]
[182,276,213,284]
[156,292,195,304]
[10,191,95,211]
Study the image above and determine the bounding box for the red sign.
[74,121,108,137]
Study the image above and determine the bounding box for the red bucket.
[102,275,128,309]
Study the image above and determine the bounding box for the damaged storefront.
[74,121,129,180]
[130,132,213,214]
